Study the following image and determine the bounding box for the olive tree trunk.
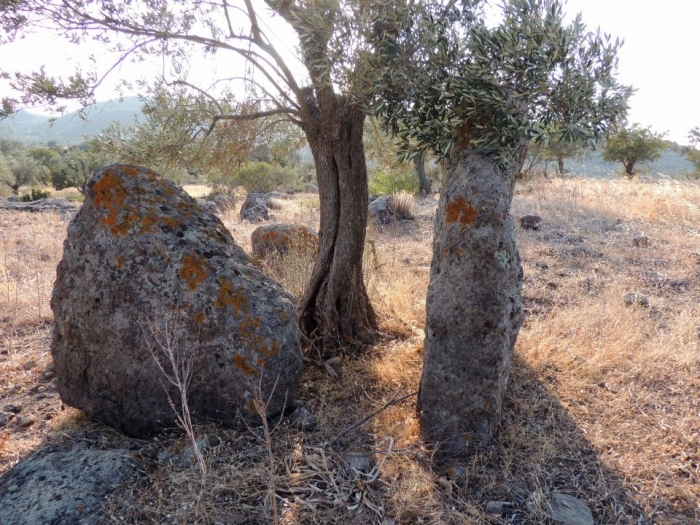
[414,150,432,195]
[418,146,524,456]
[298,91,377,352]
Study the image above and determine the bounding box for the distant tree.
[2,153,47,194]
[28,146,61,184]
[53,147,111,194]
[683,127,700,174]
[603,124,666,177]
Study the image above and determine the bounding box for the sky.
[1,0,698,145]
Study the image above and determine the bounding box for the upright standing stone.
[418,149,523,455]
[51,165,302,437]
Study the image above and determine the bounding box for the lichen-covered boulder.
[251,224,318,260]
[51,164,302,438]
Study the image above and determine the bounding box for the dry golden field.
[0,176,698,524]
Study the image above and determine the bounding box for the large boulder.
[418,149,523,455]
[251,224,319,260]
[51,164,302,437]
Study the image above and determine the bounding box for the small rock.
[446,465,467,480]
[343,452,373,474]
[623,292,649,307]
[289,407,317,431]
[23,360,38,371]
[43,370,55,380]
[549,493,594,525]
[17,416,36,428]
[3,404,22,414]
[158,433,214,467]
[0,413,15,427]
[485,501,512,515]
[535,261,549,270]
[546,282,558,290]
[519,215,542,230]
[632,235,649,248]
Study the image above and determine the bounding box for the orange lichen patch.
[162,217,180,230]
[445,197,478,226]
[234,355,260,378]
[93,169,129,235]
[179,252,212,291]
[116,256,125,269]
[193,311,206,324]
[246,398,256,414]
[214,279,249,317]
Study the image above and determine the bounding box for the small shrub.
[368,165,419,195]
[389,191,414,217]
[232,162,298,193]
[20,188,52,202]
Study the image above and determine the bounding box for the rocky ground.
[1,177,699,524]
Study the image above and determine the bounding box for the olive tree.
[603,123,666,177]
[372,0,631,454]
[2,0,388,350]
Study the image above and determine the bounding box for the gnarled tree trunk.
[418,146,524,456]
[298,90,377,352]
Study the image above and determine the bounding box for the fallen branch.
[324,390,418,448]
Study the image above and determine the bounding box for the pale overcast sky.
[1,0,698,144]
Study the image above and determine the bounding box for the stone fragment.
[0,446,137,525]
[343,452,373,474]
[549,493,594,525]
[3,404,22,413]
[23,360,37,371]
[240,193,269,222]
[16,415,36,428]
[632,235,649,247]
[289,407,317,431]
[535,260,549,270]
[519,215,542,230]
[251,223,319,260]
[0,412,14,427]
[623,292,649,307]
[484,501,512,515]
[51,164,302,438]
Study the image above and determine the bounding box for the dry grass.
[1,178,699,524]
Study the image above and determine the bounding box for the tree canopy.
[371,0,631,166]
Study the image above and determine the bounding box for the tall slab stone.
[418,149,523,455]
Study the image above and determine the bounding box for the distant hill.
[0,97,144,146]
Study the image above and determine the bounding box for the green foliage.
[0,143,48,194]
[603,124,666,177]
[368,165,419,195]
[230,162,298,194]
[19,188,51,201]
[371,0,631,166]
[52,146,112,194]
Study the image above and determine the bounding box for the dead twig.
[324,390,418,448]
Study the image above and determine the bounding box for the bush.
[368,165,419,195]
[20,188,52,201]
[232,162,298,193]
